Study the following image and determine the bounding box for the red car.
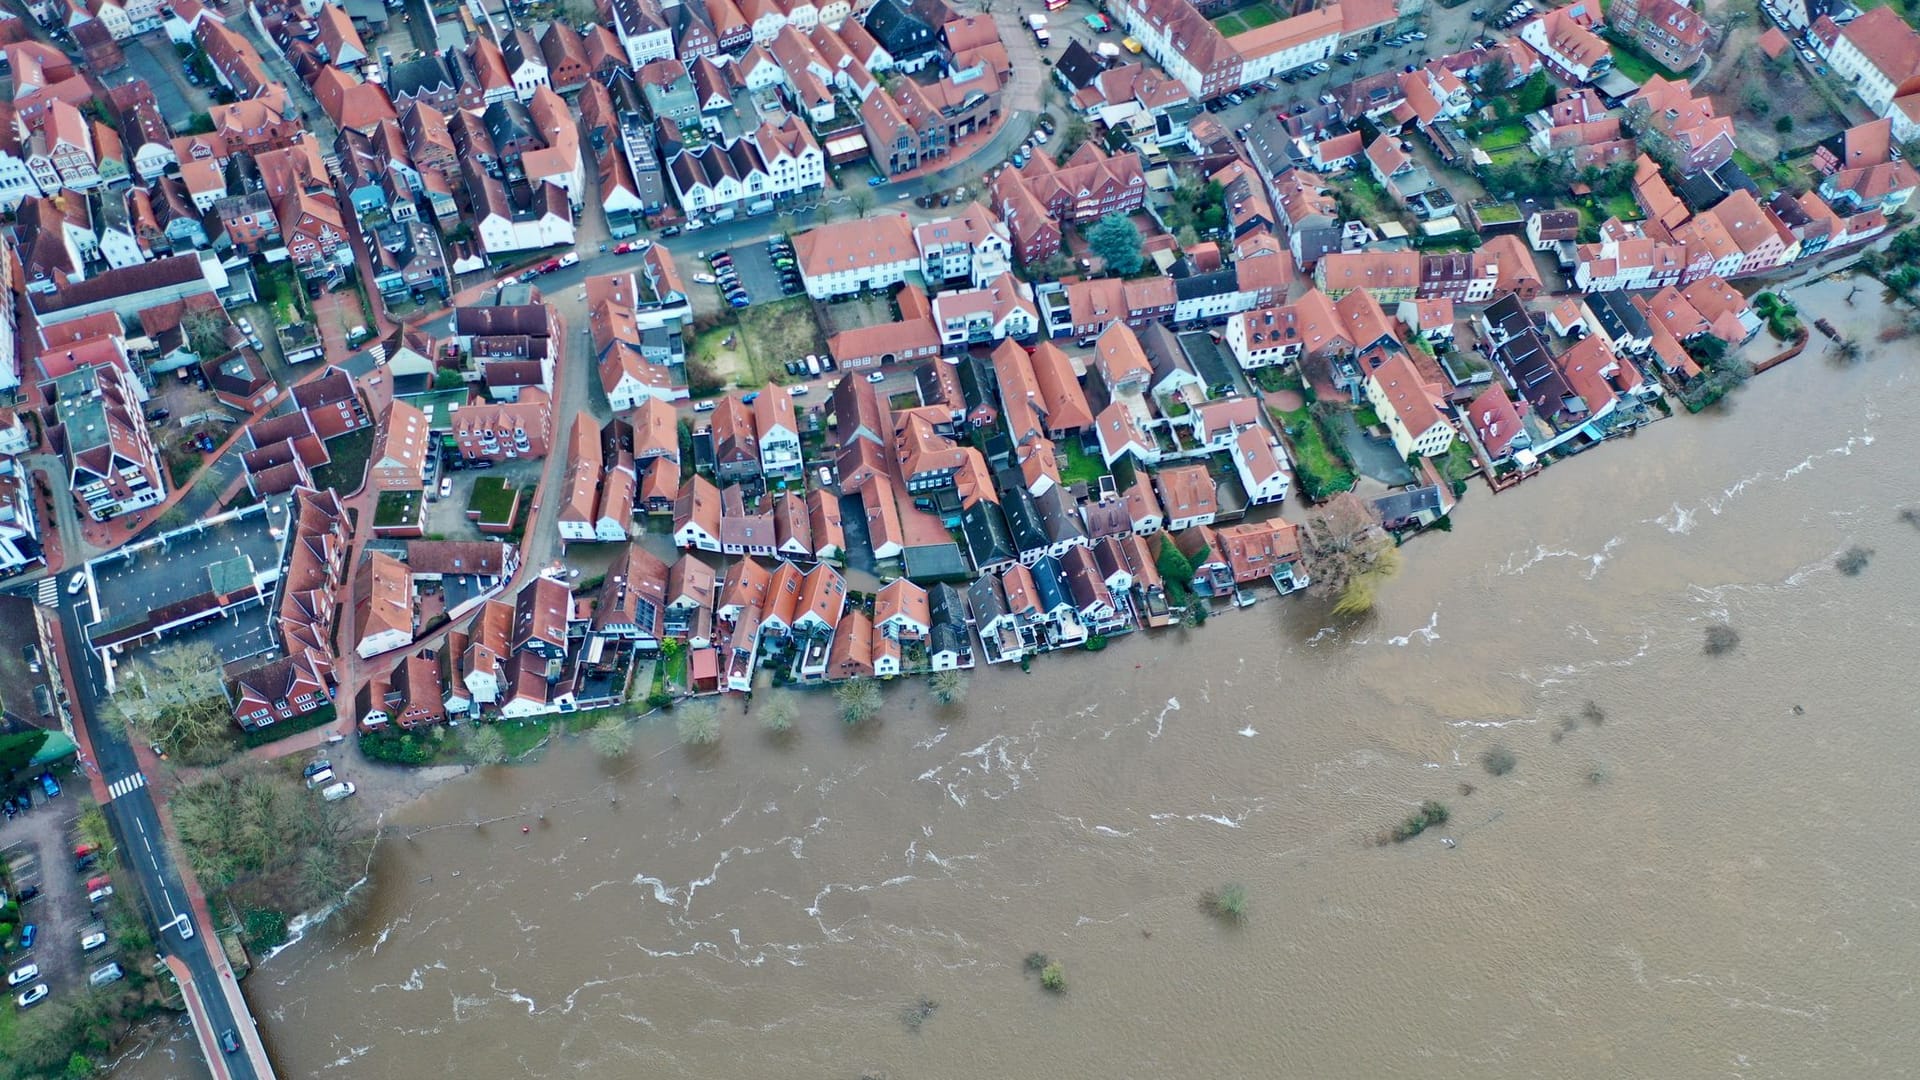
[86,876,111,892]
[537,258,562,274]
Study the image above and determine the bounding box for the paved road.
[41,588,271,1080]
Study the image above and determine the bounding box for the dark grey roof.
[928,582,971,625]
[1029,554,1070,613]
[1173,268,1237,302]
[863,0,941,59]
[904,542,970,582]
[928,621,967,658]
[996,469,1049,553]
[1053,41,1107,91]
[1372,484,1446,523]
[1178,330,1238,391]
[387,54,453,100]
[1587,290,1649,341]
[960,499,1017,568]
[967,571,1008,622]
[1034,485,1084,546]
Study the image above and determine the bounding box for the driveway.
[1329,410,1415,487]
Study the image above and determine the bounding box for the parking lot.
[3,788,103,1009]
[703,238,801,308]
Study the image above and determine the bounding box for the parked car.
[321,782,357,803]
[305,767,335,789]
[692,273,717,285]
[18,925,34,950]
[659,225,683,237]
[865,371,887,383]
[302,760,332,779]
[15,984,47,1009]
[39,774,58,798]
[80,931,106,952]
[439,477,452,499]
[557,252,579,269]
[66,572,86,595]
[88,964,123,987]
[866,175,888,186]
[6,964,37,988]
[692,401,717,413]
[235,317,264,349]
[86,876,110,893]
[87,886,113,905]
[790,385,809,396]
[16,886,40,903]
[146,408,170,422]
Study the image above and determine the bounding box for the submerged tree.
[1303,494,1400,617]
[588,715,635,758]
[759,691,798,735]
[835,678,882,725]
[677,703,721,746]
[930,670,969,706]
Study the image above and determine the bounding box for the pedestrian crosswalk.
[36,578,58,607]
[106,773,147,801]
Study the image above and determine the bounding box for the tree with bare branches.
[1303,493,1400,616]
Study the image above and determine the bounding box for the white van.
[89,963,123,987]
[321,782,357,803]
[305,767,335,789]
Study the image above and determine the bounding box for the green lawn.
[1475,121,1531,150]
[1474,201,1523,225]
[374,489,420,527]
[1441,439,1479,487]
[1598,191,1642,223]
[1058,439,1107,487]
[1252,366,1305,394]
[497,718,552,759]
[1212,1,1280,35]
[311,426,375,494]
[1272,406,1355,501]
[467,476,520,526]
[1603,38,1664,84]
[737,297,827,387]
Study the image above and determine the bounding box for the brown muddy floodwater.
[119,279,1920,1079]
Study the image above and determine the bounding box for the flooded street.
[123,279,1920,1079]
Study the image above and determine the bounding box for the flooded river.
[122,279,1920,1079]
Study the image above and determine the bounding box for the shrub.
[1204,883,1248,923]
[1385,800,1450,843]
[1703,625,1740,656]
[466,725,507,764]
[1834,546,1873,576]
[1480,745,1517,776]
[1024,951,1050,972]
[361,729,436,765]
[1039,961,1067,993]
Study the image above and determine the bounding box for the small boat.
[1439,837,1456,848]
